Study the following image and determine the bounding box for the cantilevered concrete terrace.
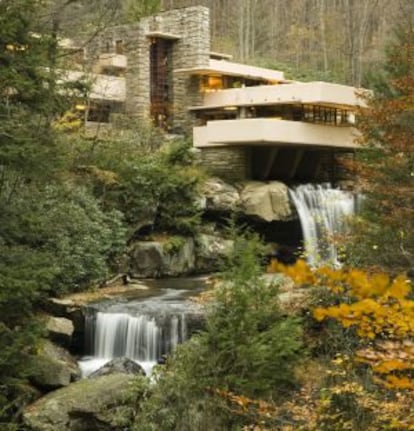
[191,81,366,149]
[194,118,359,149]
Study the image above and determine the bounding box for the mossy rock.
[23,373,145,431]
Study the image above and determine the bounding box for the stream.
[78,276,208,377]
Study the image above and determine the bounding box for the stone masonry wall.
[199,147,250,182]
[85,7,210,131]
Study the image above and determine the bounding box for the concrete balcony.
[194,118,360,149]
[98,53,127,70]
[191,82,367,110]
[60,70,126,102]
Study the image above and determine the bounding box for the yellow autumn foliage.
[268,259,316,285]
[269,259,414,391]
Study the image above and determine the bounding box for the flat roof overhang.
[174,59,287,83]
[189,82,368,111]
[145,31,181,40]
[209,51,233,60]
[194,118,360,150]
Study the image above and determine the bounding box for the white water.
[79,310,188,377]
[289,184,356,267]
[94,313,161,361]
[79,281,202,377]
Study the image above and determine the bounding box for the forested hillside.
[55,0,412,86]
[125,0,412,86]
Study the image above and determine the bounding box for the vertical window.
[115,40,124,55]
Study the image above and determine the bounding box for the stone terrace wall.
[199,147,250,182]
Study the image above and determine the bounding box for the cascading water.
[289,183,356,267]
[80,311,187,376]
[79,283,204,377]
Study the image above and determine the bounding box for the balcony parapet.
[190,82,368,111]
[194,118,360,150]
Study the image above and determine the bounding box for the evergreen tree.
[0,2,126,426]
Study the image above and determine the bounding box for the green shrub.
[73,134,203,237]
[0,183,126,295]
[134,231,304,430]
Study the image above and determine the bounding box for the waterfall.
[80,310,188,376]
[78,280,206,378]
[289,183,356,267]
[93,313,162,361]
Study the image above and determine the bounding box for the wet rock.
[89,357,145,378]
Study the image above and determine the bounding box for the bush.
[38,185,127,293]
[134,231,303,430]
[0,183,126,295]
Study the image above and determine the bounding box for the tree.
[269,258,414,429]
[121,0,162,23]
[348,3,414,271]
[71,128,203,238]
[0,2,127,426]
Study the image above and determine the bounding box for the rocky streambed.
[23,277,208,431]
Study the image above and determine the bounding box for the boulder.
[129,237,195,278]
[23,373,142,431]
[129,241,164,277]
[44,298,84,333]
[240,181,293,222]
[89,357,145,378]
[46,316,74,347]
[42,340,80,378]
[28,357,72,391]
[201,177,240,212]
[28,340,81,391]
[195,233,233,273]
[162,237,195,276]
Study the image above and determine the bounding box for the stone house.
[67,6,365,183]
